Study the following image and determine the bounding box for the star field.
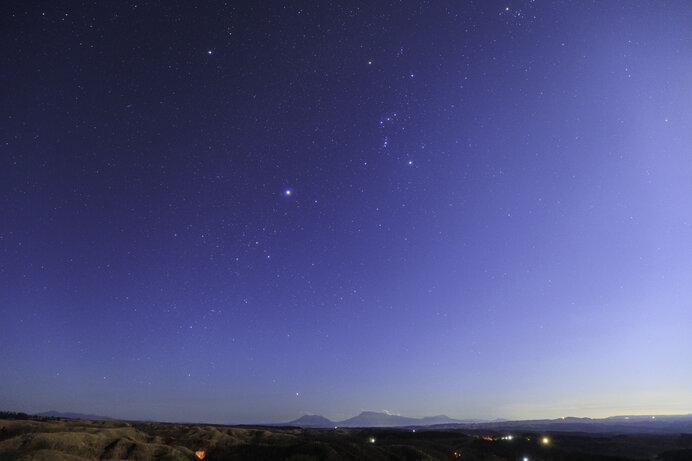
[1,1,692,424]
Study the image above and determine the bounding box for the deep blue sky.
[1,1,691,424]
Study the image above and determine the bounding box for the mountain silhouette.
[283,411,479,428]
[337,411,419,427]
[36,411,113,420]
[287,414,335,427]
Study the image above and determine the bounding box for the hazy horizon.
[10,405,692,427]
[2,1,691,425]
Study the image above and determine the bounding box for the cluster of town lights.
[459,434,550,460]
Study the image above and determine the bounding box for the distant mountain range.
[283,411,692,433]
[462,414,692,434]
[36,411,113,420]
[285,411,490,428]
[30,409,692,434]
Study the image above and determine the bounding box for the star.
[207,50,213,55]
[408,160,413,165]
[284,189,292,196]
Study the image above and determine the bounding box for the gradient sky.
[1,1,691,424]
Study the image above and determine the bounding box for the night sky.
[2,1,692,425]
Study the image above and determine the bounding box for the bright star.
[408,160,413,165]
[285,189,292,196]
[207,50,213,55]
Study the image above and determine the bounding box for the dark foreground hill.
[2,412,692,460]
